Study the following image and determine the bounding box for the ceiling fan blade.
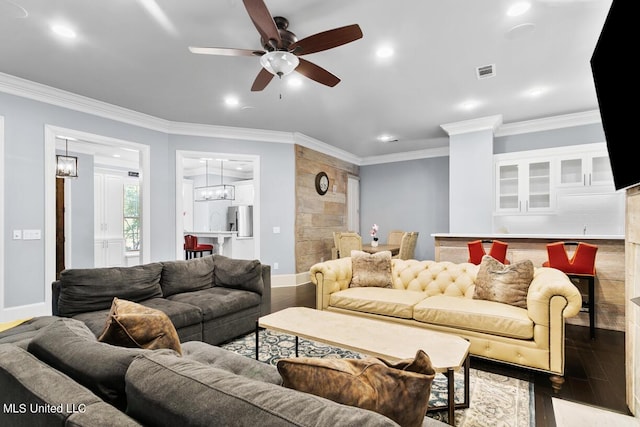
[189,46,264,57]
[251,67,275,91]
[242,0,281,48]
[295,58,340,87]
[289,24,363,56]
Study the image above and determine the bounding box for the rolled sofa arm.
[527,267,582,324]
[309,258,353,310]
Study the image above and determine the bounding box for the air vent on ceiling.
[476,64,496,80]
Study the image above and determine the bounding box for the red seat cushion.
[544,242,597,275]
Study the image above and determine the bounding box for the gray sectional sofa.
[0,318,400,426]
[52,254,271,345]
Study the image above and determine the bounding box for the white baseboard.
[271,272,311,288]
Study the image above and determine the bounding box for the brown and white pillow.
[473,255,534,308]
[98,297,182,355]
[350,250,393,288]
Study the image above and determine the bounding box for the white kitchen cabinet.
[95,171,125,267]
[557,149,615,189]
[496,158,553,213]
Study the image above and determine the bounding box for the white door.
[347,175,360,233]
[182,179,194,231]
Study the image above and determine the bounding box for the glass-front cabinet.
[558,150,614,189]
[496,159,552,213]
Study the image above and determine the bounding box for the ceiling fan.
[189,0,363,91]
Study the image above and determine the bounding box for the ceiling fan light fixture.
[260,51,299,77]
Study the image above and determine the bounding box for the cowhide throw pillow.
[277,350,435,427]
[350,250,393,288]
[473,255,534,308]
[98,298,182,355]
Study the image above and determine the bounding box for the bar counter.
[432,233,625,332]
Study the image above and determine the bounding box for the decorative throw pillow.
[276,350,435,427]
[98,298,182,355]
[350,250,393,288]
[473,255,534,308]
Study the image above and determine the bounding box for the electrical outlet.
[273,226,280,234]
[273,262,279,270]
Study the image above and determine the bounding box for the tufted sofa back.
[390,260,479,298]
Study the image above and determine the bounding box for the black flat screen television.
[590,0,635,191]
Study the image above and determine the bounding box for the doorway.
[176,150,261,261]
[44,126,151,310]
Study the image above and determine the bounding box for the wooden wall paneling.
[294,145,359,273]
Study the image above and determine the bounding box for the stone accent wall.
[295,145,359,273]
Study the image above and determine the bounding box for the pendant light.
[194,159,235,201]
[55,138,78,178]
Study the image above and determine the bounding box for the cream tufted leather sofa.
[310,258,582,390]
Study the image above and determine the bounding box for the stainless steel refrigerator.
[227,206,253,237]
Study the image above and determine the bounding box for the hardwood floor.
[271,283,630,426]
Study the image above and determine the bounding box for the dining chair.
[386,230,405,246]
[393,232,418,260]
[543,241,598,338]
[184,235,214,259]
[337,232,362,258]
[467,240,509,265]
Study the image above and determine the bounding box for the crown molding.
[0,72,171,132]
[360,146,449,166]
[293,132,362,165]
[495,110,602,137]
[0,72,604,168]
[167,121,295,144]
[440,115,503,136]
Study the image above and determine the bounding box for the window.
[123,182,140,251]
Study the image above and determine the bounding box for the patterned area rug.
[221,329,534,427]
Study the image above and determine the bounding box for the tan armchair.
[393,232,418,260]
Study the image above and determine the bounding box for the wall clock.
[315,172,329,195]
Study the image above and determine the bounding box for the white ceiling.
[1,0,612,158]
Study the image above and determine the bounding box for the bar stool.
[467,240,509,265]
[543,241,598,338]
[184,235,214,259]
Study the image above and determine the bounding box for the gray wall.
[359,157,449,261]
[1,91,296,310]
[494,123,606,154]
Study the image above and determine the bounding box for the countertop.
[185,231,237,235]
[431,233,624,240]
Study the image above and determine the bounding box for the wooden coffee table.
[257,307,470,425]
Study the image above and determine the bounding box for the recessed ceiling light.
[224,96,240,107]
[376,45,394,59]
[51,24,76,39]
[112,154,121,158]
[507,2,531,17]
[377,134,396,143]
[460,100,480,110]
[526,87,547,98]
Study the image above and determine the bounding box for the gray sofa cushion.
[160,256,215,297]
[181,341,282,384]
[213,255,264,295]
[0,316,59,349]
[58,263,164,317]
[125,351,398,427]
[166,287,260,321]
[27,318,149,410]
[0,344,141,427]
